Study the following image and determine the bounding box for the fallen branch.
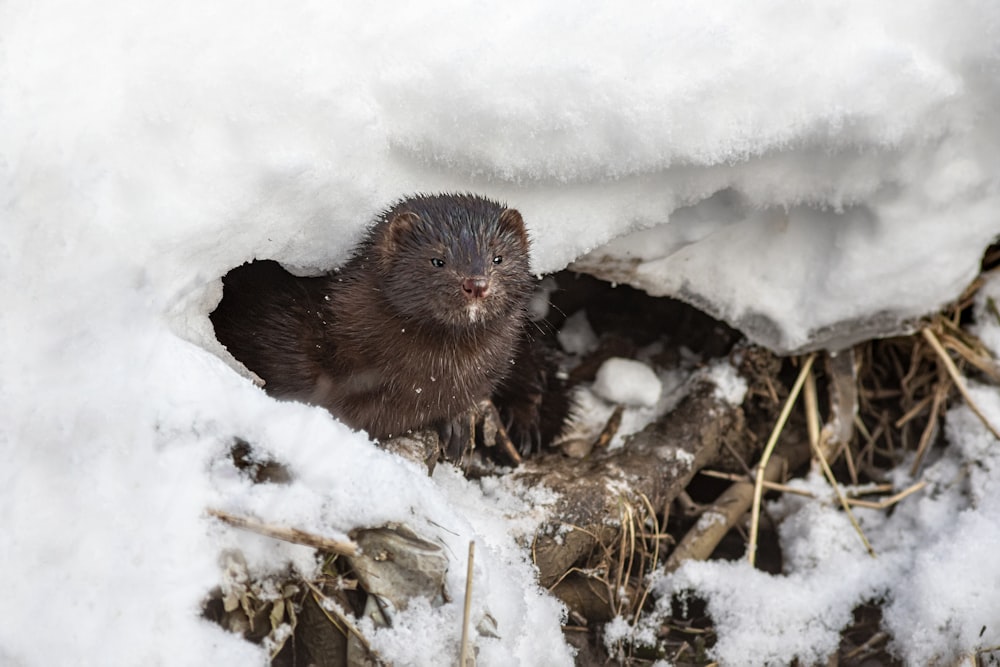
[524,381,746,589]
[518,380,747,623]
[206,508,359,556]
[667,453,790,572]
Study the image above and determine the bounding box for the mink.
[211,193,549,455]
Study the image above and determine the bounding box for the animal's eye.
[492,255,503,264]
[431,258,445,268]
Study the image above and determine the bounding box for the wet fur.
[211,194,535,440]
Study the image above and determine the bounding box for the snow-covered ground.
[645,276,1000,665]
[3,1,1000,665]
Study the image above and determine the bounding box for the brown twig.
[922,328,1000,440]
[206,508,359,556]
[699,468,814,496]
[594,405,625,449]
[893,394,933,429]
[845,480,928,510]
[910,370,950,475]
[844,631,889,660]
[460,541,475,667]
[805,369,876,558]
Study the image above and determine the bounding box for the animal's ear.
[372,210,421,270]
[384,211,421,250]
[498,208,529,247]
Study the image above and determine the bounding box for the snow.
[646,387,1000,665]
[557,310,600,356]
[560,357,693,452]
[4,0,1000,665]
[701,358,749,405]
[591,358,663,408]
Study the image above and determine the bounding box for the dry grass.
[645,266,1000,665]
[747,352,816,566]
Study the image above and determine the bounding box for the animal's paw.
[437,400,523,466]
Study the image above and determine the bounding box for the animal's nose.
[462,277,489,299]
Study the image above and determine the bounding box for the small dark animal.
[211,194,543,455]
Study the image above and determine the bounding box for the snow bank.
[7,1,997,351]
[3,0,1000,664]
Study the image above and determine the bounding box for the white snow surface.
[591,358,663,407]
[702,358,749,405]
[4,1,1000,665]
[557,310,600,357]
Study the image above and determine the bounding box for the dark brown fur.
[211,194,535,441]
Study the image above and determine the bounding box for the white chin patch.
[467,303,483,323]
